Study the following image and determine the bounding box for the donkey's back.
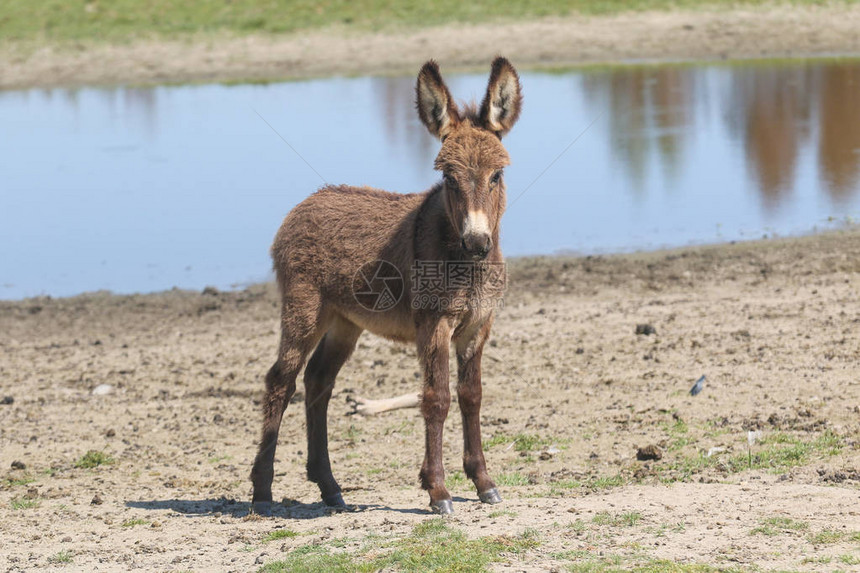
[272,185,421,284]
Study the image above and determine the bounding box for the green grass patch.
[372,520,539,572]
[558,552,744,573]
[750,516,809,536]
[259,545,355,573]
[661,417,694,452]
[483,431,573,455]
[345,424,362,443]
[548,479,582,494]
[808,529,846,545]
[662,430,843,482]
[121,518,150,527]
[801,555,833,565]
[10,497,38,510]
[495,472,531,486]
[4,476,36,487]
[488,509,518,518]
[48,551,72,564]
[625,561,741,572]
[839,553,860,565]
[645,522,686,537]
[814,430,844,456]
[75,450,114,469]
[263,529,300,542]
[554,550,623,572]
[445,470,468,490]
[483,432,562,452]
[592,511,643,527]
[548,473,626,496]
[4,0,855,46]
[260,518,539,572]
[591,474,625,489]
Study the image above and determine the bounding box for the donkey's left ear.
[479,57,523,138]
[416,60,461,140]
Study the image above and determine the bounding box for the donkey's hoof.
[252,501,273,517]
[323,492,346,508]
[479,488,503,504]
[430,499,454,515]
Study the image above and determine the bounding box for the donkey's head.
[416,57,522,260]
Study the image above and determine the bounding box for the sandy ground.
[2,4,860,91]
[2,230,860,571]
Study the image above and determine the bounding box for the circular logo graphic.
[352,260,404,312]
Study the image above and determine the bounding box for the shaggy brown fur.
[250,57,523,515]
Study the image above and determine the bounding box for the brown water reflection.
[373,75,435,173]
[582,67,697,192]
[582,61,860,208]
[727,65,815,210]
[819,64,860,202]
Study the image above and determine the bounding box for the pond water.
[2,59,860,299]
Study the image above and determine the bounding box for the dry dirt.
[3,4,860,91]
[2,230,860,571]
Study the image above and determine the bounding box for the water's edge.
[5,227,856,304]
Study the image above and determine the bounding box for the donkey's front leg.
[417,319,454,514]
[455,319,501,505]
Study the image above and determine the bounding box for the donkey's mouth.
[460,238,490,261]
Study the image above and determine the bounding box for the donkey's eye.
[490,170,503,186]
[444,175,458,191]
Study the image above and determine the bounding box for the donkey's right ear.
[416,61,460,140]
[479,57,522,138]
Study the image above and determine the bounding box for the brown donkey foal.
[251,57,523,515]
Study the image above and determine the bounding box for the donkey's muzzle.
[461,233,492,260]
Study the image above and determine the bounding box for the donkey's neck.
[413,183,459,262]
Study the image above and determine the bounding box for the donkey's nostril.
[460,238,468,252]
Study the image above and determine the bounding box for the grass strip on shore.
[2,0,855,44]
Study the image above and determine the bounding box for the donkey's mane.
[459,102,481,124]
[315,183,424,201]
[412,181,447,255]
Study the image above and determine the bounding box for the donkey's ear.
[416,60,460,139]
[479,57,522,138]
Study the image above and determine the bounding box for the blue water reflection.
[1,60,859,299]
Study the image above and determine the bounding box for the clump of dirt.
[636,445,663,461]
[635,323,657,336]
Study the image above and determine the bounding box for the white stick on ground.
[348,392,421,416]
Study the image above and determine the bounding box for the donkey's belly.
[337,305,418,344]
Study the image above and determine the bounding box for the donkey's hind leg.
[251,302,325,513]
[303,316,362,506]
